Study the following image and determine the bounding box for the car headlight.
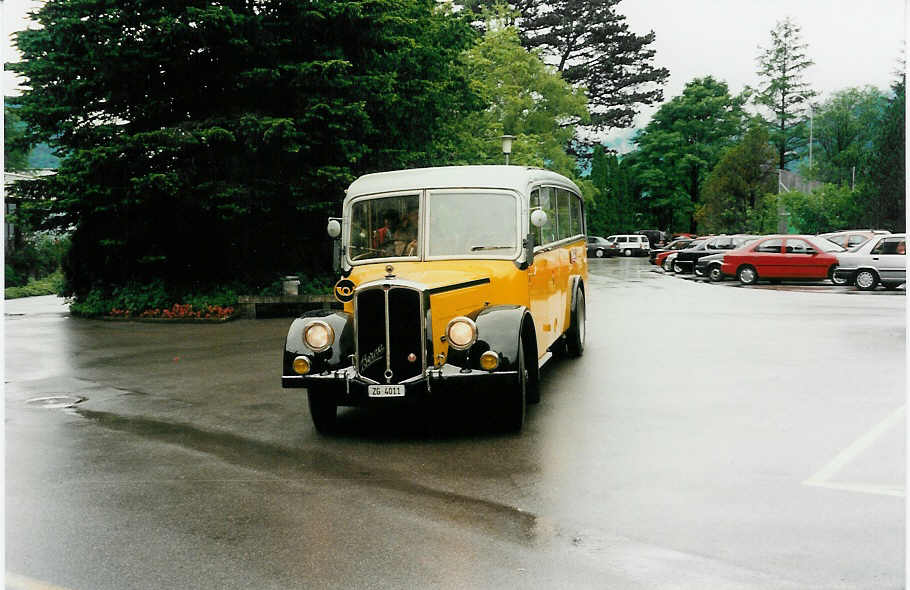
[446,317,477,350]
[303,321,334,352]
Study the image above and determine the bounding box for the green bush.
[5,264,25,288]
[6,232,69,284]
[4,271,64,299]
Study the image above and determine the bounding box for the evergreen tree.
[463,0,669,138]
[588,146,646,235]
[866,74,905,231]
[754,17,816,171]
[10,0,479,296]
[697,124,777,234]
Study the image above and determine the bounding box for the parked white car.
[819,229,890,249]
[606,234,650,257]
[833,233,906,290]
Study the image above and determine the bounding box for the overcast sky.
[611,0,906,151]
[3,0,906,152]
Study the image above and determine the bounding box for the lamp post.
[501,135,516,165]
[794,95,813,173]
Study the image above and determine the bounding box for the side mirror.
[327,218,342,238]
[530,209,548,228]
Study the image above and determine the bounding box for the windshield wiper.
[470,245,513,251]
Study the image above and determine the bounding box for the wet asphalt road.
[5,258,906,589]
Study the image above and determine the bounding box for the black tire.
[673,261,685,274]
[829,265,847,285]
[594,249,604,258]
[855,269,879,291]
[503,337,528,432]
[883,283,900,291]
[623,248,632,257]
[662,257,674,271]
[708,264,724,282]
[307,388,337,434]
[737,265,758,285]
[566,290,585,357]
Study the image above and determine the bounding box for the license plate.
[368,384,406,398]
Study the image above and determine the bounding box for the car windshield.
[670,241,690,249]
[688,239,706,249]
[349,194,420,261]
[427,191,518,257]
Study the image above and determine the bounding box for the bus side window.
[570,193,584,236]
[556,189,572,240]
[538,187,557,245]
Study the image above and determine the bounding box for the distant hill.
[27,143,60,169]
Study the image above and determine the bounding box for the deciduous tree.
[865,73,905,231]
[450,18,589,179]
[463,0,669,139]
[632,77,748,232]
[811,86,886,187]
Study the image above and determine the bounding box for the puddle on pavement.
[26,395,87,409]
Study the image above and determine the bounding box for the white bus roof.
[344,165,581,201]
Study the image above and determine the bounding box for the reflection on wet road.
[5,276,905,589]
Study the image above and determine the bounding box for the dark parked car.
[649,237,695,265]
[694,252,727,281]
[587,236,612,258]
[721,235,844,285]
[694,237,760,280]
[672,235,756,274]
[635,229,666,249]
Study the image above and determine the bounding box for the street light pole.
[794,95,813,173]
[501,135,515,165]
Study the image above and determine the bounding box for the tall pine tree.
[463,0,669,139]
[754,17,816,171]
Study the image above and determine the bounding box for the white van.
[606,234,650,257]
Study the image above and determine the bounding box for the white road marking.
[6,573,76,590]
[803,405,905,497]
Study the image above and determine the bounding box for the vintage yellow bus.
[282,165,587,432]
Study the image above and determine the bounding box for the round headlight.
[479,350,500,371]
[303,321,334,352]
[446,317,477,350]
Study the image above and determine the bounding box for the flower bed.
[106,303,235,322]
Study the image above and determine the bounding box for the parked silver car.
[833,233,906,290]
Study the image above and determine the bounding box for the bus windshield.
[427,191,518,258]
[348,194,420,261]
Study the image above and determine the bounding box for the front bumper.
[282,364,518,406]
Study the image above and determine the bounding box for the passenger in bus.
[393,208,419,256]
[372,211,396,251]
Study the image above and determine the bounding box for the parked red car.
[720,235,845,285]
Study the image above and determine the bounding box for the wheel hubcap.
[740,268,755,283]
[857,272,874,288]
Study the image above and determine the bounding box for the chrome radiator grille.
[355,287,423,383]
